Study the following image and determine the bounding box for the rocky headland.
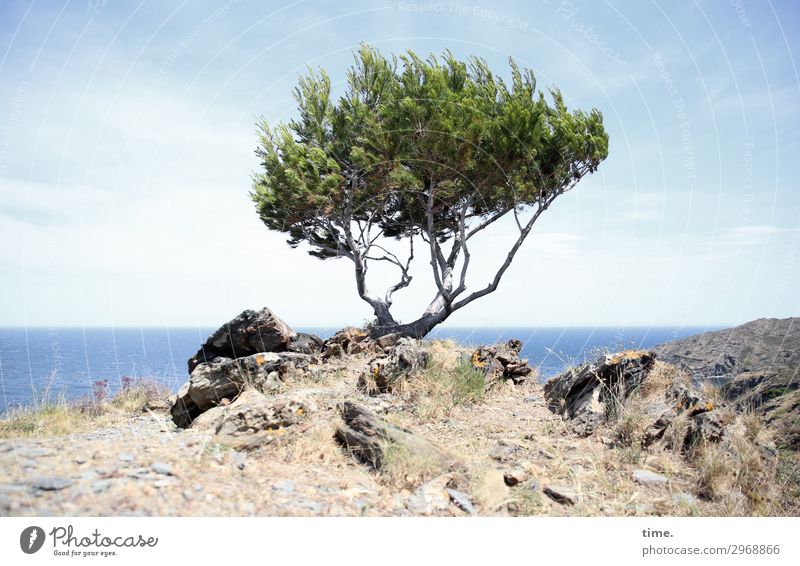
[1,310,796,517]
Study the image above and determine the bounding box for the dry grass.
[405,342,486,422]
[377,440,444,489]
[687,412,778,515]
[0,378,171,438]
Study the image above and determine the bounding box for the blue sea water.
[0,326,716,414]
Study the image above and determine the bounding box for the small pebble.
[151,462,173,476]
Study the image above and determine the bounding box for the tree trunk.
[371,309,450,339]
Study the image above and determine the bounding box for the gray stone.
[29,476,73,491]
[633,469,668,486]
[91,480,113,494]
[272,479,295,493]
[446,488,476,515]
[151,462,173,476]
[17,447,49,458]
[407,475,452,515]
[118,453,135,463]
[489,442,522,463]
[673,492,697,505]
[231,451,247,470]
[503,466,531,486]
[543,484,578,505]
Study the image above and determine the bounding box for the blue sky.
[0,0,798,329]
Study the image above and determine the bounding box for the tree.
[251,45,609,338]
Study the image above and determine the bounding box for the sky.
[0,0,798,330]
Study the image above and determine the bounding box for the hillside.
[1,308,795,517]
[653,318,799,448]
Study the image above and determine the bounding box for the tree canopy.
[251,45,608,337]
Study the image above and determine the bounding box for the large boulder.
[469,339,533,388]
[171,351,314,427]
[187,308,298,373]
[191,389,314,450]
[358,337,430,394]
[544,350,656,437]
[323,326,376,358]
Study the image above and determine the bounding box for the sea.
[0,326,717,414]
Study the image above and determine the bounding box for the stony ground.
[0,370,724,517]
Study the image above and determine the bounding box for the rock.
[323,342,345,359]
[91,480,112,494]
[195,389,314,450]
[406,475,452,515]
[469,339,533,388]
[358,338,430,394]
[503,466,531,486]
[142,398,172,413]
[29,476,73,491]
[446,488,476,515]
[543,484,578,505]
[187,307,296,373]
[686,410,727,445]
[288,332,324,354]
[673,492,697,506]
[377,332,401,350]
[151,462,173,476]
[474,469,510,510]
[324,327,375,358]
[118,453,135,463]
[231,450,247,470]
[336,402,460,472]
[544,350,657,437]
[172,351,313,427]
[488,441,523,463]
[643,405,677,446]
[633,469,668,485]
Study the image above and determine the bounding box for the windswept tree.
[251,45,608,338]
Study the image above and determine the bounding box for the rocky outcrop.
[323,327,377,358]
[358,338,430,394]
[187,308,302,373]
[469,339,533,388]
[653,318,799,449]
[544,350,656,436]
[171,351,314,427]
[190,389,314,450]
[335,401,460,472]
[653,317,799,379]
[172,307,323,428]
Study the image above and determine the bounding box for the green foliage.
[251,44,609,258]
